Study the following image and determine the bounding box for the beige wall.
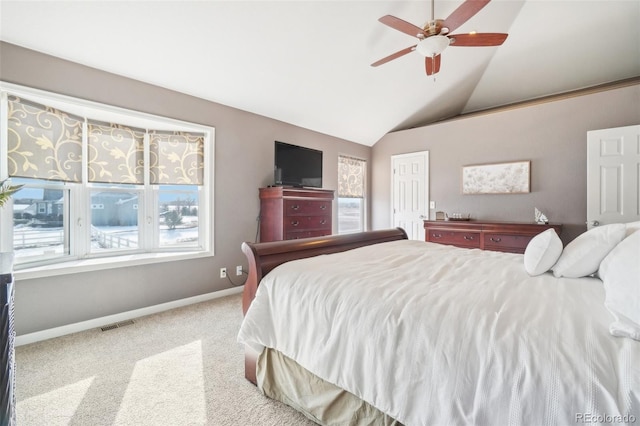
[0,42,371,335]
[371,83,640,244]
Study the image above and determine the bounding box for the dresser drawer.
[284,199,331,216]
[284,215,331,232]
[285,229,331,240]
[483,233,533,253]
[426,230,481,249]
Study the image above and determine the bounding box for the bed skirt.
[257,348,402,426]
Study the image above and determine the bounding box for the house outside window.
[0,83,214,272]
[337,155,366,234]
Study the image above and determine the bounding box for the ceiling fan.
[371,0,508,76]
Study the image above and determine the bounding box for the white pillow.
[552,223,626,278]
[599,230,640,340]
[523,228,563,276]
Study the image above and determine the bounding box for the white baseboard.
[16,286,243,347]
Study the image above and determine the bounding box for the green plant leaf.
[0,179,24,208]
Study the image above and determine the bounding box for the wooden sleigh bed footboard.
[240,228,408,384]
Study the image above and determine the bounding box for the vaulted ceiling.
[1,1,639,146]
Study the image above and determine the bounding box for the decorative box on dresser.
[1,253,15,426]
[423,220,562,254]
[259,187,334,242]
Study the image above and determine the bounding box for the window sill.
[14,250,214,280]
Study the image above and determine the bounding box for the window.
[0,83,214,272]
[337,155,365,234]
[11,181,71,264]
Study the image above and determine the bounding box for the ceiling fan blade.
[371,45,416,67]
[425,55,442,76]
[378,15,424,38]
[449,33,508,46]
[442,0,491,34]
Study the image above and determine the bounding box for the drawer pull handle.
[291,220,299,226]
[291,205,300,210]
[320,219,327,225]
[320,205,327,210]
[490,237,502,242]
[464,235,474,240]
[432,233,442,238]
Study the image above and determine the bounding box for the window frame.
[337,155,366,234]
[0,82,215,280]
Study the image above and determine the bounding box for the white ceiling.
[1,1,639,146]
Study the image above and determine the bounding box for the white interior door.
[391,151,429,240]
[587,125,640,229]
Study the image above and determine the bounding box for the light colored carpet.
[15,293,317,425]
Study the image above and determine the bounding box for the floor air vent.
[100,320,135,332]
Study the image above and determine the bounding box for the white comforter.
[238,240,639,426]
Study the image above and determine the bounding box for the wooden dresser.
[423,220,562,254]
[259,187,334,242]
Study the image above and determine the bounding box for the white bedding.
[238,240,639,426]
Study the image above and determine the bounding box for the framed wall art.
[462,160,530,194]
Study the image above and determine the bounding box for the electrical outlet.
[220,267,227,279]
[236,265,243,276]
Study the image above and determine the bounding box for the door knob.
[586,220,600,227]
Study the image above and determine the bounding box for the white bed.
[238,228,639,426]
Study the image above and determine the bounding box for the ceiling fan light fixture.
[372,0,508,74]
[415,35,450,57]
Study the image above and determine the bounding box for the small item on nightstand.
[435,211,446,221]
[535,207,549,224]
[446,213,471,221]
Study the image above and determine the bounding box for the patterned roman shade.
[6,96,205,186]
[338,155,365,198]
[7,96,83,182]
[88,120,145,184]
[149,131,204,185]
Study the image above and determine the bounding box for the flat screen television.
[274,141,323,188]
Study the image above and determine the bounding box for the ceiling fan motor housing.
[421,19,447,36]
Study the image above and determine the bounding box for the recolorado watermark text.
[576,413,637,424]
